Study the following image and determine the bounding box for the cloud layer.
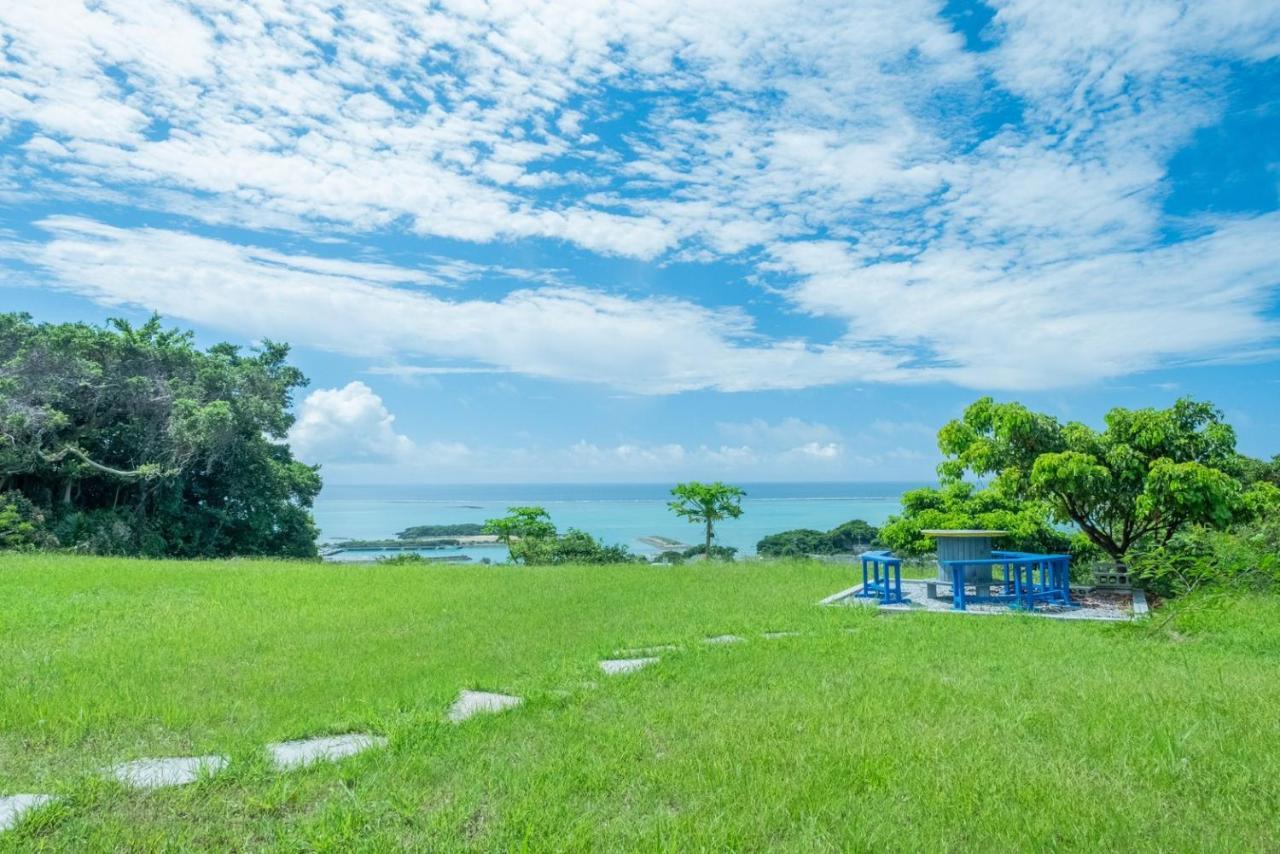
[3,0,1279,392]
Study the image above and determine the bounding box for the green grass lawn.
[2,554,1279,850]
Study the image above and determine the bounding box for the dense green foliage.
[936,397,1277,561]
[879,482,1081,558]
[0,490,54,549]
[0,313,320,557]
[756,518,879,557]
[668,481,745,558]
[1131,516,1280,598]
[3,554,1280,849]
[483,506,638,564]
[395,523,485,539]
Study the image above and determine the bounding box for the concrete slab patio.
[827,579,1140,621]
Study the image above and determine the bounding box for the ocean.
[314,482,925,562]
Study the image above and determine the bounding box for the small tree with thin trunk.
[668,481,745,560]
[483,506,556,563]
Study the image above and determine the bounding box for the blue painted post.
[951,562,966,611]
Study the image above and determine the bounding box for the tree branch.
[38,445,170,480]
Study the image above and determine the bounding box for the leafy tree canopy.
[668,481,745,559]
[936,397,1275,561]
[0,313,320,557]
[483,506,557,562]
[878,482,1079,558]
[483,506,637,565]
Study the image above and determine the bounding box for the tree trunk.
[62,479,73,505]
[705,521,712,560]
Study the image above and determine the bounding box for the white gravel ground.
[831,579,1135,621]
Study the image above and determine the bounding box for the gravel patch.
[1,795,55,833]
[268,733,387,770]
[828,579,1136,621]
[448,690,523,723]
[598,657,658,675]
[108,755,228,789]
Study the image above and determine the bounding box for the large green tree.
[0,313,320,557]
[668,481,745,559]
[936,397,1272,562]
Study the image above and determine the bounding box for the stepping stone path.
[12,633,770,830]
[598,657,658,675]
[109,756,228,789]
[762,631,801,638]
[448,690,522,723]
[1,794,55,833]
[268,733,387,771]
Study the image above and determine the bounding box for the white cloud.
[288,381,417,462]
[717,418,840,449]
[22,216,908,393]
[1,0,1278,391]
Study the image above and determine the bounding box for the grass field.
[2,554,1279,850]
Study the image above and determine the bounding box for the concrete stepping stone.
[761,631,801,639]
[448,689,522,723]
[267,733,387,770]
[108,755,228,789]
[598,657,658,675]
[614,644,678,656]
[703,634,745,644]
[1,794,56,833]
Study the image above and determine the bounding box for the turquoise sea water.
[314,482,925,562]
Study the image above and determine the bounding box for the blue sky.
[1,0,1278,484]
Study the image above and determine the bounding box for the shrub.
[375,553,433,565]
[0,490,56,550]
[682,544,738,561]
[1130,518,1280,597]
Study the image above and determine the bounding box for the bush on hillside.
[0,490,56,550]
[517,528,641,565]
[682,544,738,561]
[756,519,880,557]
[1130,518,1280,598]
